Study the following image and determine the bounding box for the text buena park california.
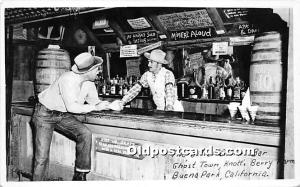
[127,146,267,158]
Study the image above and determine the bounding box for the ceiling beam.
[80,22,106,55]
[138,8,170,40]
[206,8,226,35]
[107,15,128,45]
[147,15,170,39]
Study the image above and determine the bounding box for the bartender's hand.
[108,100,124,111]
[95,101,110,111]
[165,104,174,111]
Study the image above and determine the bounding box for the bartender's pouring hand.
[95,101,111,111]
[108,100,124,111]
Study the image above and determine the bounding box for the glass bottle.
[208,76,215,99]
[105,78,110,95]
[122,79,129,96]
[233,77,241,100]
[115,75,120,95]
[219,84,225,100]
[177,77,190,99]
[226,81,233,100]
[101,78,107,95]
[188,70,199,99]
[110,77,116,95]
[215,75,221,100]
[240,81,247,100]
[118,77,124,95]
[97,75,103,95]
[201,78,208,100]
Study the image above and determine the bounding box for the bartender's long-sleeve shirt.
[121,67,176,110]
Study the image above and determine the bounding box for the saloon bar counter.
[10,101,282,180]
[5,7,293,181]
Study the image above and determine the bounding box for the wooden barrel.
[249,31,283,123]
[35,48,71,94]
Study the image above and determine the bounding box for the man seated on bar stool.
[110,49,183,112]
[32,52,110,181]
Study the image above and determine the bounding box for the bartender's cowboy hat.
[72,52,103,74]
[144,49,169,64]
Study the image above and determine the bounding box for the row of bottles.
[177,70,247,101]
[95,75,150,97]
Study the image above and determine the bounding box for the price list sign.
[120,45,138,58]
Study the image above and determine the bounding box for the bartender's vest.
[143,68,183,111]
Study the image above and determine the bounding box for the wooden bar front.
[10,103,283,180]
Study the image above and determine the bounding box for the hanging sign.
[223,8,249,19]
[212,42,229,55]
[120,45,138,58]
[137,41,162,55]
[157,9,214,30]
[92,17,109,29]
[169,28,214,41]
[127,17,151,30]
[229,36,255,46]
[125,31,158,44]
[126,58,141,77]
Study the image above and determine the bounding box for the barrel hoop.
[250,91,282,95]
[39,49,68,53]
[252,40,281,51]
[256,116,280,122]
[250,60,282,65]
[252,102,281,109]
[254,32,280,42]
[251,51,281,62]
[256,114,281,120]
[35,83,51,86]
[252,48,281,53]
[37,55,70,61]
[38,52,68,57]
[35,66,70,70]
[257,111,280,116]
[250,95,281,104]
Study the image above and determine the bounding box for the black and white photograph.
[0,0,299,187]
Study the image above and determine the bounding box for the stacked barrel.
[249,31,283,123]
[35,48,71,94]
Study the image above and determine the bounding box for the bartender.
[111,49,183,112]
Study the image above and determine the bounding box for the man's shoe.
[72,171,87,181]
